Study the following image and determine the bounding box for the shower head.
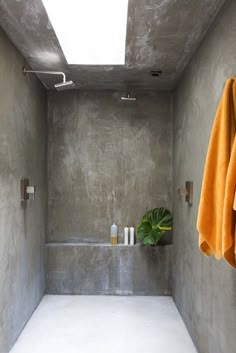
[23,68,75,91]
[121,93,136,101]
[54,80,75,91]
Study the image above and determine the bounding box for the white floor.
[10,296,197,353]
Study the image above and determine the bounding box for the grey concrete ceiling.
[0,0,226,90]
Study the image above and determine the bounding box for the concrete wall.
[172,1,236,353]
[47,90,172,243]
[46,244,172,295]
[0,28,47,353]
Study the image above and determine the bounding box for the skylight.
[42,0,129,65]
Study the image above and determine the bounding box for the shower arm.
[23,68,66,83]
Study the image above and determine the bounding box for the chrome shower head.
[54,80,75,91]
[121,93,136,101]
[23,68,75,91]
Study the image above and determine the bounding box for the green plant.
[137,208,173,245]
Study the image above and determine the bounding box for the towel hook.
[178,181,193,206]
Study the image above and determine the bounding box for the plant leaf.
[137,208,173,245]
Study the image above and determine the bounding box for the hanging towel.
[234,191,236,260]
[197,78,236,268]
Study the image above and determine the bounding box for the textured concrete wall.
[0,0,226,90]
[46,244,172,295]
[47,90,172,243]
[0,28,47,353]
[172,1,236,353]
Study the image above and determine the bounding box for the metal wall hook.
[178,181,193,206]
[21,178,36,201]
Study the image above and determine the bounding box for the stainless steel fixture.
[21,178,36,201]
[23,68,75,91]
[178,181,193,206]
[121,93,136,101]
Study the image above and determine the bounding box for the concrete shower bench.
[46,243,172,295]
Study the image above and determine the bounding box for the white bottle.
[124,226,129,245]
[111,223,118,245]
[130,226,135,245]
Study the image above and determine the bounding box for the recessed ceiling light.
[42,0,129,65]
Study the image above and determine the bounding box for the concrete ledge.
[46,243,172,295]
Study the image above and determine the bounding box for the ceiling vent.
[150,70,162,77]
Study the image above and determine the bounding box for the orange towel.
[234,191,236,260]
[197,78,236,268]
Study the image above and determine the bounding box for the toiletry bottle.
[111,223,118,245]
[124,226,129,245]
[130,226,135,245]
